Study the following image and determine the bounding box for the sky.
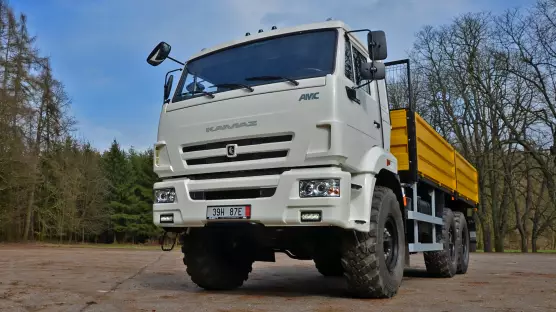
[11,0,531,152]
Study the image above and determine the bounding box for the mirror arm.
[344,29,373,59]
[345,29,372,35]
[353,80,373,90]
[167,56,185,66]
[165,68,183,84]
[345,29,378,61]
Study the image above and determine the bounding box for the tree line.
[1,0,555,251]
[0,0,160,244]
[388,0,556,252]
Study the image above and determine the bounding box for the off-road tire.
[423,208,459,277]
[313,255,344,277]
[181,229,254,291]
[454,212,470,274]
[341,186,406,298]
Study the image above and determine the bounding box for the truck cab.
[147,20,476,299]
[152,21,396,232]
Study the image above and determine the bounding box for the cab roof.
[186,20,356,62]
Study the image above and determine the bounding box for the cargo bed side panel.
[414,113,456,192]
[389,109,409,171]
[455,151,479,204]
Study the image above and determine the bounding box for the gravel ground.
[0,245,555,312]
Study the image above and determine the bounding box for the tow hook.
[160,231,178,252]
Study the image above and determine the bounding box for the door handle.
[374,121,381,129]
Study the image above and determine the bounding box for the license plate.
[206,205,251,220]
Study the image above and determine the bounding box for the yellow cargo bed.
[389,109,479,205]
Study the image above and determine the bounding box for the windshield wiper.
[245,76,299,86]
[212,83,254,92]
[181,90,214,99]
[201,91,215,98]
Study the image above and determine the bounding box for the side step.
[405,183,444,252]
[408,243,443,252]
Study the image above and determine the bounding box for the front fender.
[358,146,398,175]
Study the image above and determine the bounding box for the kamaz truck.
[146,20,479,298]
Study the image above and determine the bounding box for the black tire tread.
[313,256,344,277]
[181,230,253,291]
[423,208,459,277]
[341,186,404,298]
[454,211,469,274]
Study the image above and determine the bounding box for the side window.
[353,47,371,94]
[344,38,371,94]
[344,40,354,82]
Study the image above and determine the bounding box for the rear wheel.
[454,212,470,274]
[181,229,254,290]
[313,255,344,277]
[423,208,459,277]
[341,186,405,298]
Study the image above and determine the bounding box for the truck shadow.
[136,266,433,299]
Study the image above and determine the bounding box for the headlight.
[154,188,176,203]
[299,179,340,197]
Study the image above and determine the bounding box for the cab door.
[340,35,383,148]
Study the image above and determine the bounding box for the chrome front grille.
[182,134,293,153]
[181,134,293,167]
[186,150,288,165]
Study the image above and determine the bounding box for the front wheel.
[313,254,344,277]
[341,186,406,298]
[182,229,254,291]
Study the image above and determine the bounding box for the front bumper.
[153,167,358,229]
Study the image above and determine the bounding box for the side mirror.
[367,31,387,61]
[164,74,174,101]
[360,61,385,81]
[147,41,172,66]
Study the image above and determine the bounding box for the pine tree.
[101,139,135,243]
[129,148,161,243]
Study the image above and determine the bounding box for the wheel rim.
[383,215,399,272]
[449,225,456,261]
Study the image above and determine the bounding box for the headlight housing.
[154,188,176,203]
[299,179,340,198]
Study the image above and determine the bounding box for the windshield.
[173,29,338,101]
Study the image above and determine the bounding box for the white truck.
[146,20,479,298]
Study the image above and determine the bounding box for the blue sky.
[11,0,531,152]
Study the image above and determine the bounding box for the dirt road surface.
[0,245,555,312]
